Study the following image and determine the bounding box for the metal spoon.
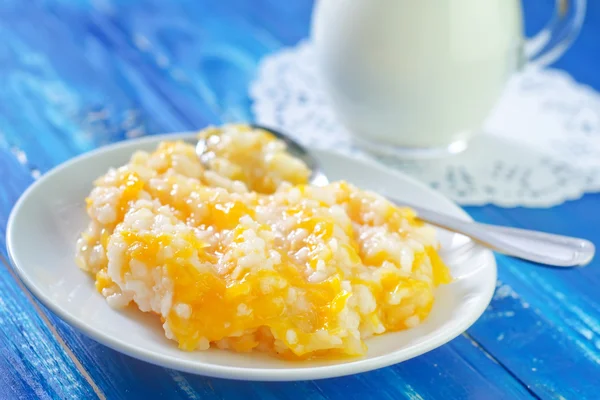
[196,125,595,268]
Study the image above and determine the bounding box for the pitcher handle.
[525,0,586,67]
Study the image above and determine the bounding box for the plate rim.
[6,133,497,381]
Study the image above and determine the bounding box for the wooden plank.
[0,152,100,400]
[79,0,311,125]
[461,204,600,399]
[0,8,221,398]
[303,334,534,400]
[39,311,536,400]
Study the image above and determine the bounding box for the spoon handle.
[399,203,595,267]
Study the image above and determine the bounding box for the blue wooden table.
[1,1,599,399]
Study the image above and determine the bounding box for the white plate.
[7,133,496,381]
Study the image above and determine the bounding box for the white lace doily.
[250,42,600,208]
